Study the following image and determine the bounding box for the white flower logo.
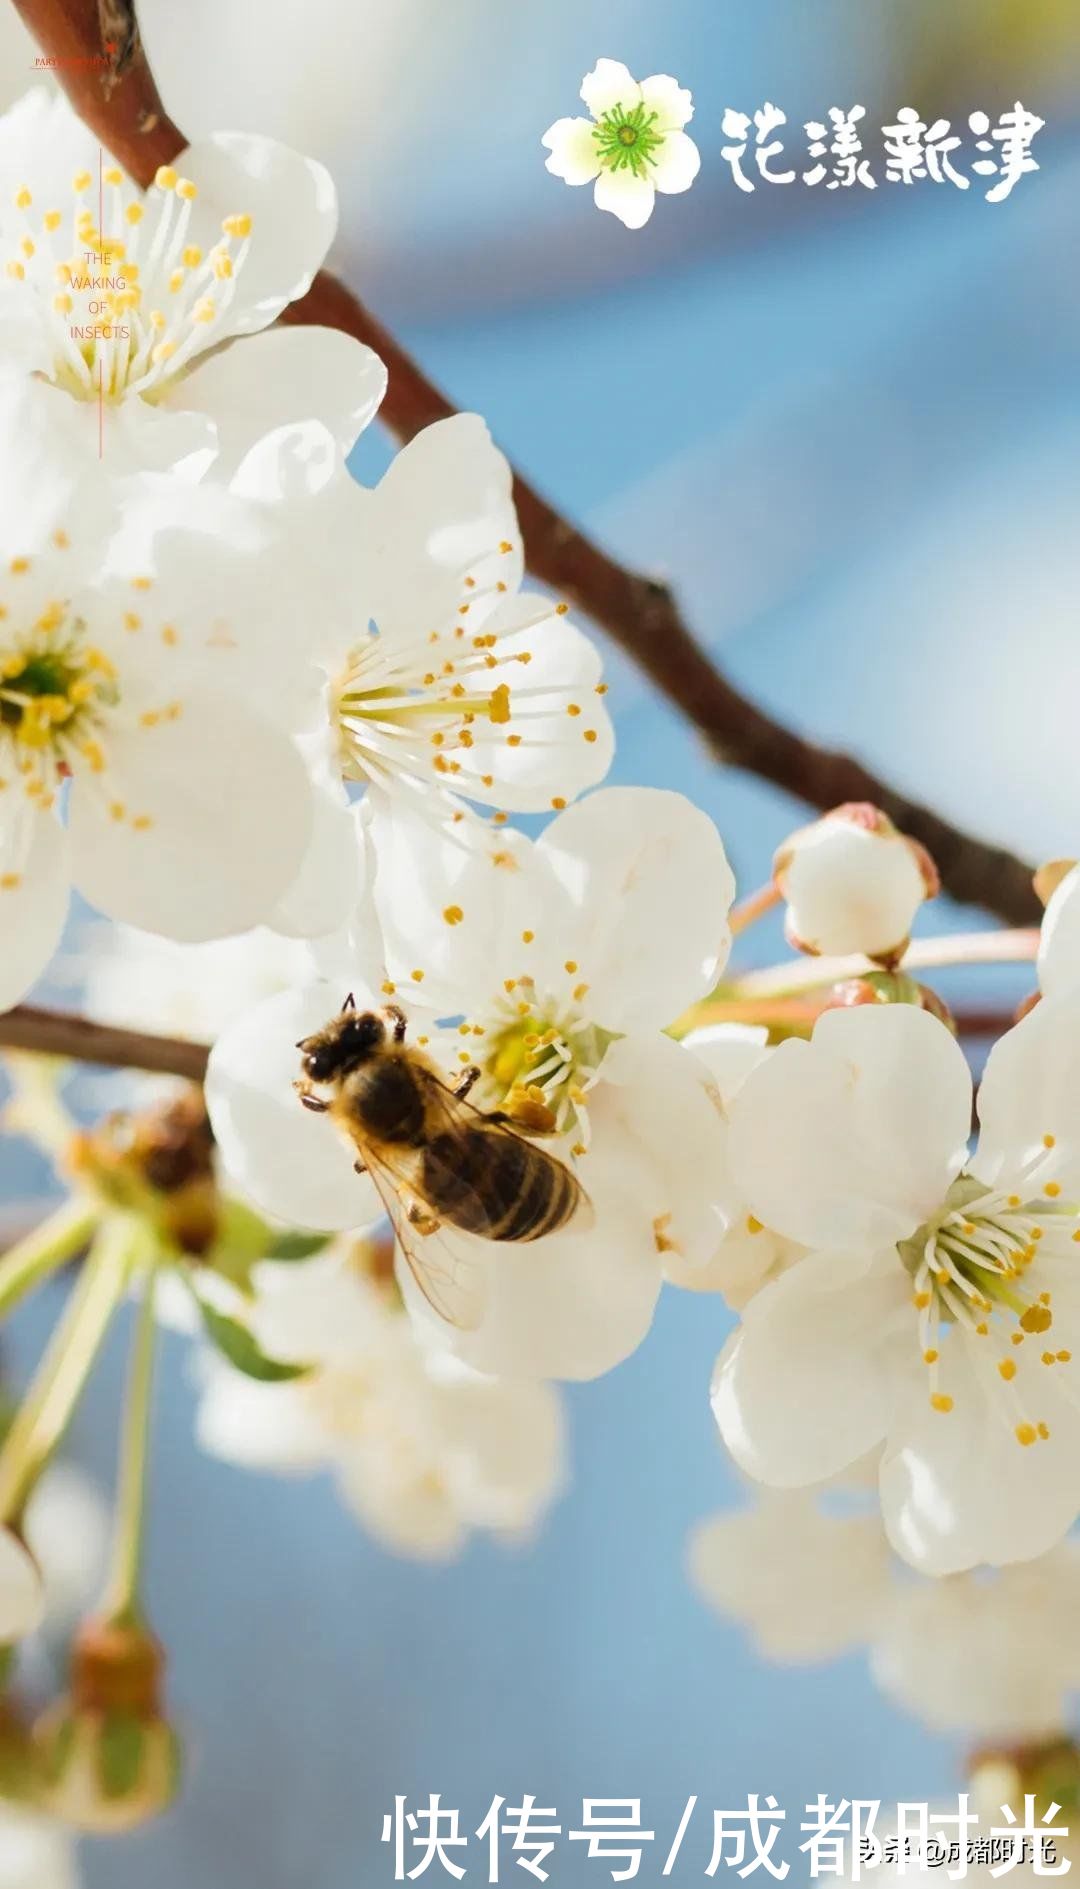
[542,58,701,230]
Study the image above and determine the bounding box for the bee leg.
[406,1200,440,1236]
[453,1064,481,1101]
[293,1077,329,1114]
[382,1004,408,1043]
[353,1159,368,1175]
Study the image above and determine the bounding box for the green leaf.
[195,1296,311,1384]
[265,1229,331,1262]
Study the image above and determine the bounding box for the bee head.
[297,1008,386,1083]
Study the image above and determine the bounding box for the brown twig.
[0,1006,207,1080]
[0,997,1018,1085]
[9,0,1044,931]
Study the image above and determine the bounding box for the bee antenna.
[342,992,356,1011]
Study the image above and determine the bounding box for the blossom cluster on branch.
[0,38,1075,1861]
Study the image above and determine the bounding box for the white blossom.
[194,1242,566,1559]
[0,383,326,1008]
[714,998,1080,1574]
[690,1479,1080,1739]
[871,1543,1080,1742]
[206,787,737,1379]
[0,88,385,480]
[773,803,939,962]
[543,60,700,230]
[688,1486,890,1663]
[249,415,615,930]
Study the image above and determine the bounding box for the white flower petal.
[178,130,338,335]
[248,1249,387,1368]
[0,1525,46,1641]
[360,414,520,640]
[651,130,701,195]
[975,994,1080,1197]
[68,694,313,941]
[205,983,383,1230]
[683,1023,770,1095]
[432,1371,566,1531]
[0,1798,77,1889]
[881,1330,1080,1574]
[194,1355,327,1472]
[541,117,602,185]
[1038,864,1080,998]
[712,1250,911,1486]
[0,809,70,1010]
[672,1217,801,1309]
[265,760,360,940]
[689,1492,891,1663]
[539,787,736,1031]
[593,168,655,230]
[0,377,111,581]
[728,1006,972,1251]
[639,75,695,131]
[445,593,613,811]
[369,796,564,1019]
[580,59,643,119]
[0,90,93,209]
[177,326,386,482]
[23,1464,109,1627]
[97,474,321,724]
[870,1550,1080,1739]
[595,1032,728,1271]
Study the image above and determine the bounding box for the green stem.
[0,1215,138,1527]
[101,1270,158,1629]
[0,1198,99,1322]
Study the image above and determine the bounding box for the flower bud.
[774,803,938,963]
[823,972,955,1030]
[33,1618,180,1833]
[0,1526,46,1645]
[70,1088,219,1257]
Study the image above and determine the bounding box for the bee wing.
[418,1067,595,1229]
[359,1153,488,1332]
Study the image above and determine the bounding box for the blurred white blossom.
[195,1242,566,1559]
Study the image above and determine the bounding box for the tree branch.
[0,1005,207,1080]
[0,999,1017,1085]
[8,0,1042,929]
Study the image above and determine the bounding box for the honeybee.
[294,997,591,1328]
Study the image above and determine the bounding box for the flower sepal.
[33,1617,181,1834]
[824,970,955,1030]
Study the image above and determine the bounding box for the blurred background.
[3,0,1080,1881]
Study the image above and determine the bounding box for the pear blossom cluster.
[0,65,1076,1843]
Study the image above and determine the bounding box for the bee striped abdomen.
[421,1129,580,1243]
